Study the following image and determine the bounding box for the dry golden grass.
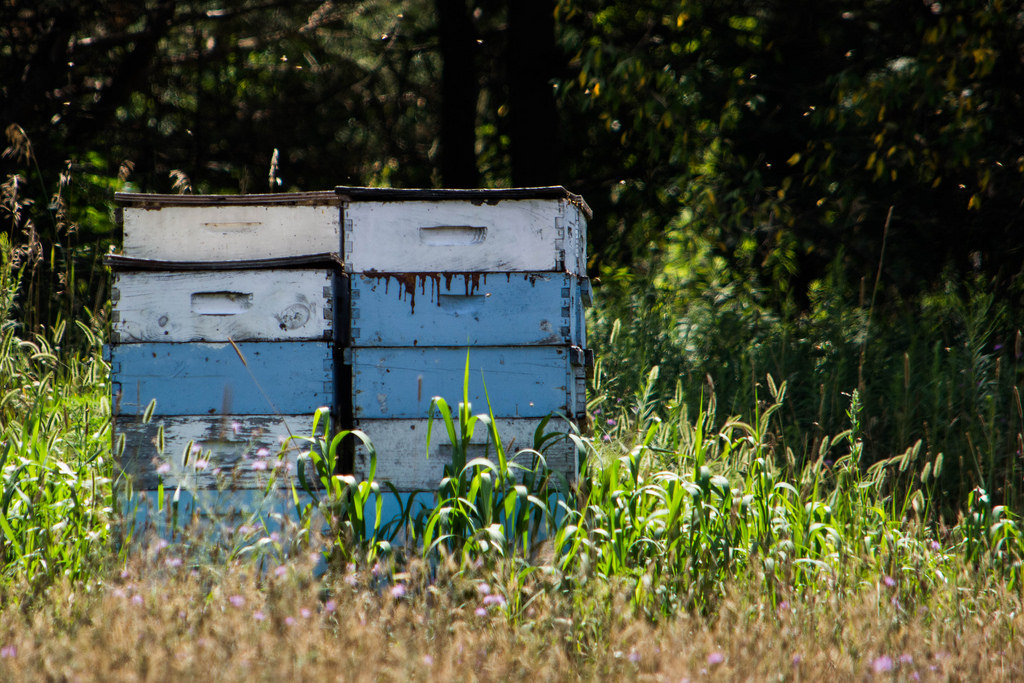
[0,544,1020,682]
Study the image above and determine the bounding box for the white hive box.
[337,187,588,275]
[352,417,579,490]
[119,192,340,262]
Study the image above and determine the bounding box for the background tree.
[557,0,1024,309]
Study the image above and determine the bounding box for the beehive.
[336,186,592,490]
[109,187,591,497]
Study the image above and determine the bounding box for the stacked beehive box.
[108,192,344,493]
[337,187,591,490]
[109,187,591,499]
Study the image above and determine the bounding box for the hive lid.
[114,191,338,207]
[334,186,591,219]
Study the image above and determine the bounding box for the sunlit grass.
[0,546,1020,681]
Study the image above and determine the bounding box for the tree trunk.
[507,0,560,187]
[436,0,479,188]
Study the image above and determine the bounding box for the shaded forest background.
[3,1,1024,497]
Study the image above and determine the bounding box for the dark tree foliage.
[557,0,1024,308]
[2,0,1023,333]
[2,1,442,195]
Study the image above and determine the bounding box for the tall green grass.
[0,239,116,590]
[592,261,1024,519]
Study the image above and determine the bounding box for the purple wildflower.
[475,607,487,616]
[194,458,209,470]
[707,652,725,666]
[0,645,16,658]
[274,566,288,578]
[422,655,434,666]
[228,595,245,608]
[300,608,312,619]
[882,575,896,588]
[628,651,641,663]
[483,594,506,606]
[251,460,268,471]
[872,655,894,673]
[285,616,296,626]
[253,610,266,621]
[256,447,271,457]
[792,654,802,665]
[165,557,182,568]
[606,418,616,427]
[131,595,143,606]
[391,583,407,599]
[157,463,171,475]
[899,654,914,665]
[477,582,491,596]
[602,434,612,443]
[930,540,941,551]
[323,599,337,614]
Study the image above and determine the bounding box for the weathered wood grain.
[350,346,584,419]
[352,417,579,490]
[122,204,340,261]
[117,414,319,489]
[343,199,587,274]
[351,272,585,347]
[112,269,337,343]
[110,341,334,416]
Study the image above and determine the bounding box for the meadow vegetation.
[2,219,1024,679]
[3,2,1024,675]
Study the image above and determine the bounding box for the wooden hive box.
[110,192,343,493]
